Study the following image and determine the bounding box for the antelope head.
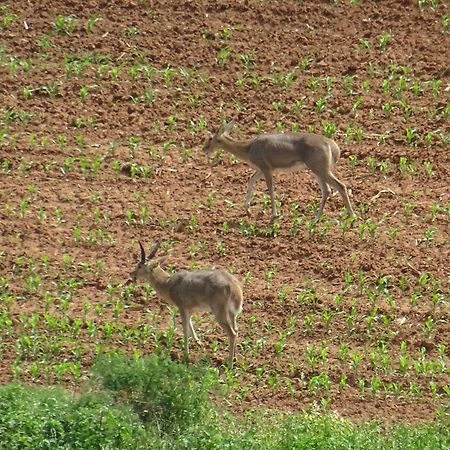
[202,120,235,156]
[129,238,162,283]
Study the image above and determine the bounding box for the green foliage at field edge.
[0,353,448,450]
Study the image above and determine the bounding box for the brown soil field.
[0,0,449,424]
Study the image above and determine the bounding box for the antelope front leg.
[245,171,263,215]
[180,311,191,362]
[263,171,277,220]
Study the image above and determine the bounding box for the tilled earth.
[0,0,449,424]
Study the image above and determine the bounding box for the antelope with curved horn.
[203,121,355,221]
[128,239,243,368]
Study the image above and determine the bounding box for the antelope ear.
[216,123,225,135]
[223,120,235,135]
[156,256,167,266]
[224,120,234,133]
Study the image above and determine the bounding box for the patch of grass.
[0,383,154,450]
[1,354,449,449]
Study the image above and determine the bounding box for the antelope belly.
[278,161,307,173]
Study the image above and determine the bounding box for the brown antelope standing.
[203,121,355,221]
[128,239,243,368]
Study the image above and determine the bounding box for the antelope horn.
[138,240,146,263]
[147,237,163,260]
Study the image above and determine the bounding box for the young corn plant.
[404,128,417,146]
[85,14,99,34]
[217,47,232,68]
[54,15,78,35]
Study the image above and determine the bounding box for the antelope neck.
[218,135,251,163]
[145,265,171,300]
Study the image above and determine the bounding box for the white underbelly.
[277,161,307,173]
[191,302,212,313]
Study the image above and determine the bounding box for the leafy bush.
[91,353,219,435]
[0,354,448,449]
[0,384,156,450]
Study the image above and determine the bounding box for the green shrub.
[0,384,155,450]
[91,353,219,435]
[0,354,448,450]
